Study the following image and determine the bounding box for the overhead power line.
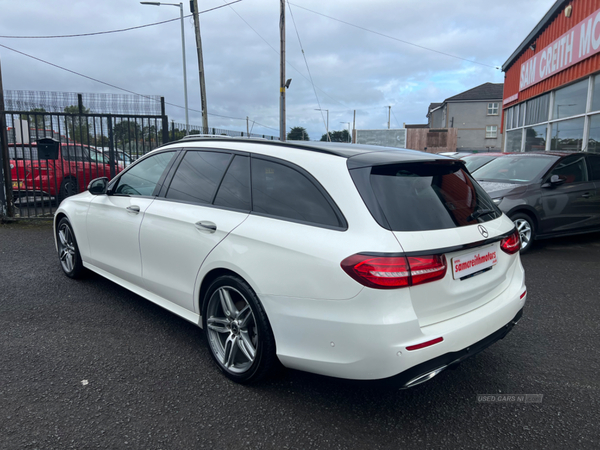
[288,3,500,70]
[221,0,346,106]
[391,108,402,128]
[286,1,328,134]
[0,1,242,39]
[0,42,279,131]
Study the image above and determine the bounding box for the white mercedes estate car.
[54,138,526,388]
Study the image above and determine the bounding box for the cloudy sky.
[0,0,555,140]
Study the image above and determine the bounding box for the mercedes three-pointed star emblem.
[478,225,489,238]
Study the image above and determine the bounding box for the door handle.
[195,221,217,233]
[580,193,591,198]
[126,205,140,213]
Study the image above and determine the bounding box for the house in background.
[427,103,444,128]
[427,82,504,151]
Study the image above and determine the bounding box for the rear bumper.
[396,308,523,389]
[262,260,526,381]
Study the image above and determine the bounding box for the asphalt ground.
[1,220,599,449]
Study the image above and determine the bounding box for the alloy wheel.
[206,286,258,374]
[514,218,532,250]
[58,223,77,273]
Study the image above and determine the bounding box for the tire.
[511,213,535,253]
[56,218,85,279]
[58,178,78,204]
[202,275,278,384]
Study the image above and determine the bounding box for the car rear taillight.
[408,255,448,286]
[341,254,447,289]
[500,230,521,255]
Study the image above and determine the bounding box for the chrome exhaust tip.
[401,366,447,389]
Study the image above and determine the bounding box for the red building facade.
[502,0,600,153]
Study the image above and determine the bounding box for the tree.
[64,104,91,143]
[21,108,48,131]
[92,134,110,147]
[168,125,187,142]
[113,120,142,152]
[320,129,350,143]
[287,126,310,141]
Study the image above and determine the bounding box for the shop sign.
[519,6,600,91]
[503,93,519,105]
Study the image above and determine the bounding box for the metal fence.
[0,91,280,220]
[1,109,168,219]
[3,90,163,115]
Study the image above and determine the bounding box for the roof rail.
[179,134,233,140]
[171,135,365,156]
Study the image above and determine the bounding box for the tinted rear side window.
[366,162,501,231]
[214,155,251,210]
[251,157,342,228]
[166,151,231,204]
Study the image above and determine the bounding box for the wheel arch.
[61,174,78,185]
[507,206,539,232]
[198,268,248,319]
[53,212,69,250]
[57,175,79,204]
[54,211,68,228]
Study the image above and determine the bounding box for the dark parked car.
[473,152,600,252]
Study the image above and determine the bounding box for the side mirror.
[88,177,108,195]
[542,174,566,188]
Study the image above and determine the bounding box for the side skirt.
[83,261,201,326]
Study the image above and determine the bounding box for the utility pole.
[340,122,350,142]
[0,54,14,219]
[279,0,286,141]
[388,106,391,129]
[177,2,189,134]
[315,109,329,141]
[246,116,249,137]
[352,109,356,144]
[190,0,208,132]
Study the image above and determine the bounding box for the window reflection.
[505,130,522,152]
[552,80,587,119]
[551,117,585,151]
[592,76,600,112]
[524,125,547,152]
[588,115,600,153]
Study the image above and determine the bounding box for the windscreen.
[462,154,499,172]
[473,155,558,183]
[368,161,501,231]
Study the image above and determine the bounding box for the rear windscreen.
[360,161,501,231]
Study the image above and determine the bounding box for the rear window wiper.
[467,208,496,221]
